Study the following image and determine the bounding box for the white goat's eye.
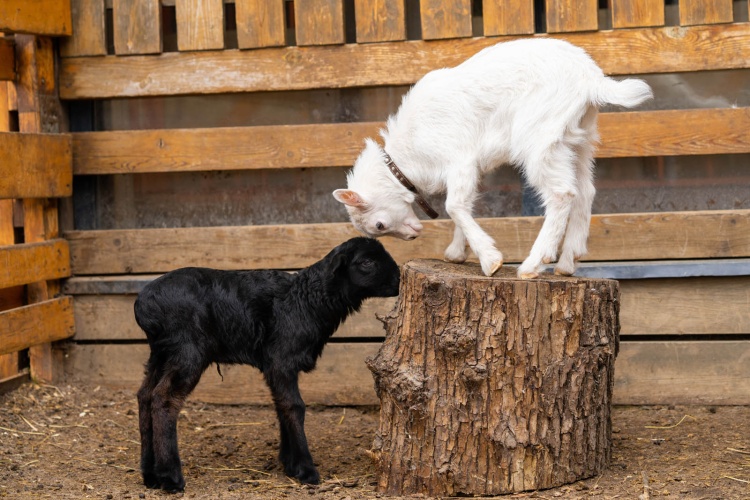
[375,222,385,231]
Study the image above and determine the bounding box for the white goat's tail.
[594,77,653,108]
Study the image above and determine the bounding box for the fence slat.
[420,0,472,40]
[483,0,534,36]
[60,0,107,57]
[176,0,224,51]
[0,298,75,356]
[679,0,733,26]
[236,0,286,48]
[113,0,162,55]
[0,0,72,36]
[546,0,598,33]
[611,0,664,29]
[0,132,72,199]
[0,240,71,289]
[0,39,14,81]
[294,0,345,46]
[354,0,406,43]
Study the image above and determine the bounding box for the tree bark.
[367,260,620,496]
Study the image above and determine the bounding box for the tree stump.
[366,260,620,496]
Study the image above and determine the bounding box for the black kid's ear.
[328,252,349,276]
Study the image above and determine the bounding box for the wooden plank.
[64,342,382,405]
[61,340,750,405]
[419,0,472,40]
[0,132,73,198]
[354,0,406,43]
[483,0,534,36]
[615,341,750,405]
[0,38,14,81]
[59,0,107,57]
[679,0,733,26]
[611,0,664,29]
[236,0,286,49]
[0,240,71,289]
[0,0,72,36]
[65,210,750,275]
[546,0,598,33]
[175,0,224,51]
[112,0,162,55]
[59,23,750,98]
[72,294,395,341]
[294,0,345,46]
[70,108,750,175]
[0,78,15,380]
[0,297,75,356]
[620,277,750,335]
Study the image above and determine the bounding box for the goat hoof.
[142,473,160,489]
[287,464,320,485]
[518,271,539,279]
[154,471,185,493]
[554,267,574,276]
[488,260,503,276]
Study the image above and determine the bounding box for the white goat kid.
[333,38,652,278]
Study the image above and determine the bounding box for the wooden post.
[367,260,620,496]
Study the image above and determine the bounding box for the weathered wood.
[63,342,383,405]
[0,240,71,289]
[58,23,750,98]
[483,0,534,36]
[0,0,72,35]
[60,0,107,57]
[0,38,14,81]
[419,0,472,40]
[368,260,618,495]
[294,0,345,46]
[70,108,750,174]
[611,0,664,29]
[0,172,16,379]
[236,0,286,48]
[0,132,73,198]
[113,0,162,55]
[679,0,733,26]
[176,0,224,51]
[0,298,75,356]
[546,0,598,33]
[65,210,750,275]
[354,0,406,43]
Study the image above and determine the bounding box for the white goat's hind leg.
[518,191,575,278]
[556,155,595,276]
[444,225,469,263]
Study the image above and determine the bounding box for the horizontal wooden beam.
[0,132,72,199]
[0,38,14,81]
[0,239,71,289]
[65,209,750,275]
[71,108,750,175]
[62,340,750,405]
[0,297,75,356]
[59,23,750,99]
[68,275,750,341]
[0,0,72,36]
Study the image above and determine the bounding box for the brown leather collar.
[382,151,439,219]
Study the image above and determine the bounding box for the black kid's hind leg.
[137,355,162,489]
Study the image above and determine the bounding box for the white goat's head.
[333,139,423,241]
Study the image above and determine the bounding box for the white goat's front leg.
[444,225,468,263]
[445,169,503,276]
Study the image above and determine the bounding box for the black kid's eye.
[376,222,385,231]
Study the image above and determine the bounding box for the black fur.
[134,237,400,492]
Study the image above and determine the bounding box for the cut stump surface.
[367,259,620,496]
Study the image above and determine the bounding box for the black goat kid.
[134,237,400,492]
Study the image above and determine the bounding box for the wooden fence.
[0,0,75,389]
[26,0,750,404]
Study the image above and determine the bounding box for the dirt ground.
[1,382,749,500]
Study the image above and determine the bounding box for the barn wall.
[57,0,750,404]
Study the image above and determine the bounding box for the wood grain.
[176,0,224,51]
[294,0,345,46]
[0,132,73,198]
[611,0,664,29]
[65,210,750,275]
[0,0,72,35]
[70,108,750,175]
[113,0,162,55]
[59,24,750,98]
[546,0,598,33]
[0,38,14,81]
[679,0,733,26]
[0,240,71,289]
[0,298,76,356]
[60,0,107,57]
[483,0,534,36]
[419,0,472,40]
[354,0,406,43]
[236,0,286,48]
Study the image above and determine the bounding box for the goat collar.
[382,151,439,219]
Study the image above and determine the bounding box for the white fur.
[333,38,652,278]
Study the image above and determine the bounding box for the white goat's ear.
[333,189,368,209]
